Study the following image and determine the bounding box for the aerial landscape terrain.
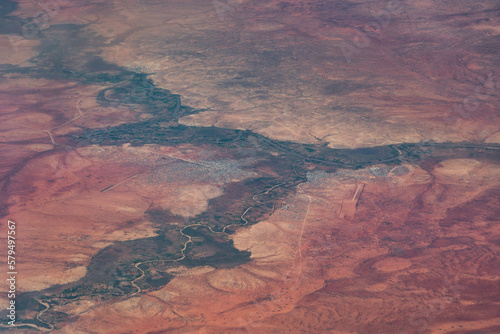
[0,0,499,333]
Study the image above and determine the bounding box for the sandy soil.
[79,0,500,148]
[47,159,500,333]
[1,0,499,333]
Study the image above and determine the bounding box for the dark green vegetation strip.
[1,15,499,331]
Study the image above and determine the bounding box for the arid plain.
[0,0,499,333]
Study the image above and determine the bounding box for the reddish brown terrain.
[0,0,499,333]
